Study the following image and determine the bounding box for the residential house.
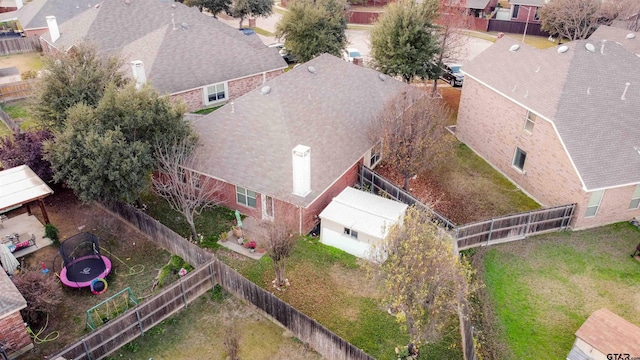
[465,0,499,18]
[34,0,287,111]
[0,0,95,37]
[456,37,640,229]
[508,0,544,23]
[0,270,32,358]
[319,186,407,259]
[190,54,420,233]
[568,308,640,360]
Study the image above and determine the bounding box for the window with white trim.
[629,184,640,209]
[369,142,382,168]
[512,4,520,18]
[236,186,257,208]
[524,111,536,132]
[512,147,527,172]
[344,227,358,239]
[205,82,227,104]
[585,190,604,217]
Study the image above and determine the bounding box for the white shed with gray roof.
[319,187,407,259]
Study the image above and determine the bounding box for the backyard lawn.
[475,222,640,360]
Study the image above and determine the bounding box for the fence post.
[486,219,495,246]
[135,309,145,336]
[82,339,92,360]
[208,262,216,289]
[524,211,532,236]
[180,279,188,309]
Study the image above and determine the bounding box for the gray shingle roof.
[191,54,419,207]
[589,25,640,56]
[43,0,286,94]
[0,270,26,316]
[463,37,640,190]
[465,0,491,9]
[509,0,546,6]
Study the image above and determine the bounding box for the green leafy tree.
[184,0,232,16]
[371,207,477,350]
[275,0,348,62]
[45,84,192,203]
[32,42,128,131]
[370,0,441,83]
[539,0,601,41]
[230,0,273,28]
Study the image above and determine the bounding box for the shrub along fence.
[51,202,374,360]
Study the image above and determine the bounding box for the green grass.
[480,223,640,359]
[488,32,558,49]
[0,121,10,138]
[140,192,235,246]
[1,100,39,131]
[220,236,464,359]
[253,27,274,37]
[192,105,223,115]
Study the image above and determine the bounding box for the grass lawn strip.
[481,223,640,359]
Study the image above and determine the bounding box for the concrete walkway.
[216,216,267,260]
[1,212,51,258]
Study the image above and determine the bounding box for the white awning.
[0,165,53,212]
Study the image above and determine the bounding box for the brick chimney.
[292,145,311,197]
[353,57,363,66]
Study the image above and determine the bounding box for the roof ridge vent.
[509,44,520,52]
[621,82,631,100]
[260,85,271,95]
[585,43,595,52]
[635,146,640,155]
[307,66,317,75]
[601,40,606,54]
[181,22,189,30]
[587,87,591,95]
[557,45,569,54]
[378,74,386,81]
[627,33,636,40]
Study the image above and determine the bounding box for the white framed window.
[236,186,257,208]
[512,4,520,18]
[512,147,527,172]
[369,142,382,168]
[205,82,227,105]
[524,111,536,133]
[629,184,640,209]
[585,190,604,217]
[343,227,358,239]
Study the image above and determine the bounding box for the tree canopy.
[370,0,441,83]
[369,92,453,190]
[230,0,273,28]
[539,0,602,41]
[275,0,348,63]
[184,0,232,15]
[32,43,128,131]
[45,84,193,203]
[372,207,476,347]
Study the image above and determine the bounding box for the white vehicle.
[342,48,362,63]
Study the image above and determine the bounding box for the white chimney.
[130,60,147,89]
[46,16,60,43]
[292,145,311,197]
[15,0,24,10]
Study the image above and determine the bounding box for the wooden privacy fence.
[0,79,36,103]
[455,203,576,250]
[359,165,456,229]
[0,37,41,55]
[487,20,549,37]
[48,262,216,360]
[0,106,19,132]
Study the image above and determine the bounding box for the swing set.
[85,287,139,330]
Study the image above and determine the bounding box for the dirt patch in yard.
[0,52,44,75]
[7,186,171,359]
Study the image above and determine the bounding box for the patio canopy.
[0,165,53,214]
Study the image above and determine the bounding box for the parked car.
[342,48,362,63]
[441,64,464,87]
[239,28,255,35]
[268,43,296,63]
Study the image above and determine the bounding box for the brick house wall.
[456,77,640,229]
[0,311,33,357]
[26,28,48,37]
[197,158,362,234]
[173,69,285,112]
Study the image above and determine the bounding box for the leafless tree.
[370,207,478,348]
[153,139,223,242]
[539,0,601,41]
[602,0,640,31]
[260,202,301,291]
[369,92,454,191]
[431,0,472,96]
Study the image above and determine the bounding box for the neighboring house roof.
[575,308,640,356]
[319,187,408,239]
[0,0,94,29]
[589,25,640,56]
[0,66,18,76]
[191,54,419,207]
[40,0,286,95]
[466,0,491,9]
[462,37,640,191]
[509,0,546,6]
[0,268,27,316]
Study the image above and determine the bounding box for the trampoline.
[59,232,112,289]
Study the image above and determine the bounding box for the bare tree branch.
[153,139,224,241]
